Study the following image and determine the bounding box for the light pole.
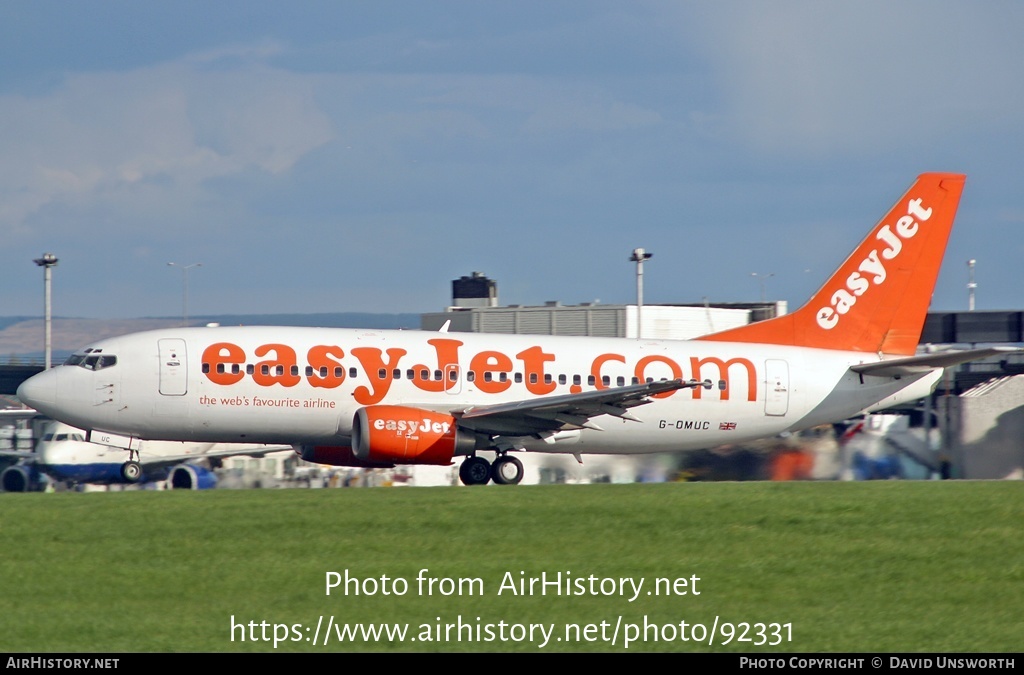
[967,259,977,311]
[751,272,774,303]
[629,248,652,339]
[33,253,58,369]
[167,262,202,327]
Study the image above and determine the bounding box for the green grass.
[0,481,1020,652]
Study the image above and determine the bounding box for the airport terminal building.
[421,272,787,340]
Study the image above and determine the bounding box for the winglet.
[697,173,966,355]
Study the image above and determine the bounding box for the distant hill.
[0,313,422,360]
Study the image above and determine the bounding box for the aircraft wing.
[1,450,34,461]
[136,444,295,472]
[0,408,39,420]
[851,347,1024,377]
[452,378,694,436]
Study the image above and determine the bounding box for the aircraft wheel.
[491,455,524,485]
[121,461,143,483]
[459,456,492,486]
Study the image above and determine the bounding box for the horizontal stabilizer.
[850,347,1023,377]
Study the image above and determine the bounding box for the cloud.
[0,50,335,238]
[663,2,1024,157]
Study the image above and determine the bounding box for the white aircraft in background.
[18,173,1010,486]
[0,418,291,492]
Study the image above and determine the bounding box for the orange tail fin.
[697,173,966,355]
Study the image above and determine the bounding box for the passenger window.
[616,376,625,387]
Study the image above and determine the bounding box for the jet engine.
[167,464,218,490]
[0,464,44,492]
[352,406,476,465]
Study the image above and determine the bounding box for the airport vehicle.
[0,419,291,492]
[18,173,1005,486]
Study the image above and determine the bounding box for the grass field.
[0,481,1020,652]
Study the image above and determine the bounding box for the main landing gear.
[459,453,524,486]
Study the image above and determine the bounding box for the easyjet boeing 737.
[17,173,1005,485]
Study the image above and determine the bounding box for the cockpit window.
[71,354,117,371]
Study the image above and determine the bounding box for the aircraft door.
[445,364,462,395]
[159,339,188,396]
[764,359,789,416]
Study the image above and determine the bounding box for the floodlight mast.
[629,248,652,339]
[168,262,202,327]
[33,253,58,369]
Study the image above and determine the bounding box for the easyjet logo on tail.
[815,197,933,331]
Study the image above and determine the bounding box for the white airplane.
[0,418,292,492]
[17,173,1012,486]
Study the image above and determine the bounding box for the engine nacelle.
[1,464,44,493]
[167,464,218,490]
[297,445,395,469]
[352,406,475,465]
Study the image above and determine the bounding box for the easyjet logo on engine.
[200,338,758,405]
[815,197,933,330]
[373,417,452,436]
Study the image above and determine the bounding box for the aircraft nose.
[17,368,58,411]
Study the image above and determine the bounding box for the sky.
[2,1,1023,319]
